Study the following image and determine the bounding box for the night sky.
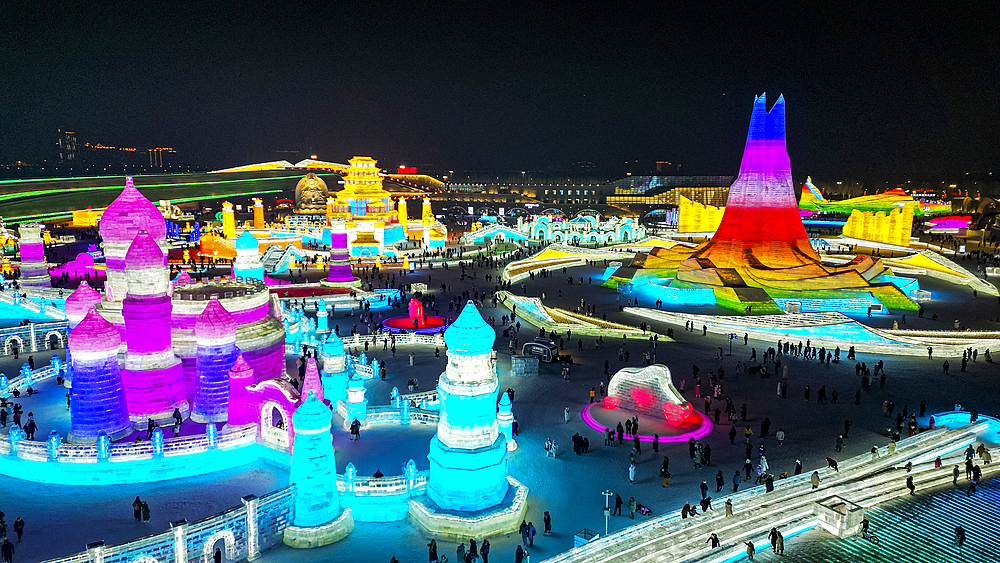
[3,2,998,178]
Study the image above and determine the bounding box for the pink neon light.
[580,403,713,443]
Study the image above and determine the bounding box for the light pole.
[728,333,737,356]
[601,490,613,536]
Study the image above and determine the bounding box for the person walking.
[776,428,785,446]
[745,540,756,561]
[700,481,709,500]
[427,539,438,562]
[732,471,741,492]
[564,407,570,424]
[11,519,23,542]
[527,522,536,547]
[906,475,916,495]
[543,511,551,535]
[140,501,150,522]
[628,496,638,519]
[132,496,143,521]
[628,462,636,483]
[481,538,490,563]
[1,539,13,563]
[811,471,821,489]
[715,470,725,493]
[613,493,623,516]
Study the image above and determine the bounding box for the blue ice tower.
[320,333,350,405]
[233,230,265,282]
[289,391,342,527]
[427,301,508,511]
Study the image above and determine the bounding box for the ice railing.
[539,422,985,563]
[0,424,257,463]
[336,469,430,497]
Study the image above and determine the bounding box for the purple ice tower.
[191,295,238,423]
[120,230,188,423]
[99,177,167,303]
[68,309,132,442]
[321,219,359,287]
[17,223,51,287]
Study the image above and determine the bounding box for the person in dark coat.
[543,511,552,535]
[1,539,13,563]
[427,539,437,562]
[140,502,150,522]
[11,518,23,542]
[480,538,490,563]
[132,496,142,521]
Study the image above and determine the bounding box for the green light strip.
[3,188,284,223]
[0,174,338,203]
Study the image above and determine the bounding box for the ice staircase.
[541,422,989,563]
[262,245,301,274]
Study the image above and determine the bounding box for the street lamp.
[601,490,613,536]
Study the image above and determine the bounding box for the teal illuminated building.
[426,301,509,511]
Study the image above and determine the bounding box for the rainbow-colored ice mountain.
[610,94,918,314]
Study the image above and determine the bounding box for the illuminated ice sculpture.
[283,390,354,547]
[68,309,132,442]
[99,176,168,303]
[426,301,509,511]
[232,230,265,282]
[320,333,351,405]
[191,295,239,423]
[320,219,360,287]
[120,230,188,422]
[17,223,51,288]
[64,281,104,388]
[226,353,256,426]
[605,364,694,425]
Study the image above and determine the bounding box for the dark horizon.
[3,3,998,180]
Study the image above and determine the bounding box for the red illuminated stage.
[381,298,447,334]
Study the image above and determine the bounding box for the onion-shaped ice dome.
[99,177,166,244]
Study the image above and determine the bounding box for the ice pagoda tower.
[283,390,353,548]
[426,301,508,511]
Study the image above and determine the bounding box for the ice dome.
[444,301,495,356]
[293,390,331,430]
[99,177,166,244]
[124,231,165,269]
[321,332,346,357]
[236,230,259,250]
[195,296,236,340]
[65,281,102,324]
[69,308,121,352]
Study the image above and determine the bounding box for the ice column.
[192,296,238,423]
[68,309,132,442]
[426,301,508,511]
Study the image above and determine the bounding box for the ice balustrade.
[1,424,257,463]
[539,422,985,563]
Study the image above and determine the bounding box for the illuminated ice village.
[2,96,1000,563]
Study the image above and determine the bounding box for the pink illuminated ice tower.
[100,177,168,303]
[191,296,238,423]
[120,230,188,422]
